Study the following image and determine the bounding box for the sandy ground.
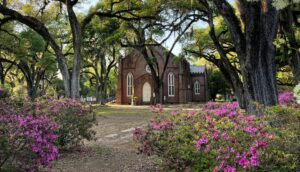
[48,104,205,172]
[48,107,159,172]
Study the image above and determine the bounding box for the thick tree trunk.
[213,0,279,114]
[67,5,82,99]
[243,1,278,108]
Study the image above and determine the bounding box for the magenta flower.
[170,111,178,116]
[279,91,295,106]
[215,108,228,117]
[250,154,260,166]
[133,127,143,140]
[238,157,251,169]
[196,136,209,150]
[243,126,258,136]
[211,130,220,140]
[224,166,237,172]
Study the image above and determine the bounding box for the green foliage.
[272,0,300,9]
[262,106,300,171]
[207,68,231,100]
[0,88,10,99]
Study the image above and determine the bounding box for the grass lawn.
[94,106,154,118]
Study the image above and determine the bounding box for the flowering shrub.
[0,96,96,171]
[278,91,296,106]
[134,103,271,171]
[0,101,59,171]
[36,97,96,150]
[261,106,300,171]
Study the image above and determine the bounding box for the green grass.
[93,106,154,117]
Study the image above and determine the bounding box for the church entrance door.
[142,82,151,103]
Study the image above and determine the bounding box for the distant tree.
[0,0,154,99]
[184,17,246,108]
[0,29,57,100]
[207,68,231,101]
[277,4,300,83]
[82,17,122,104]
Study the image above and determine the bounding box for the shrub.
[278,91,296,106]
[37,97,96,150]
[0,100,59,171]
[261,106,300,171]
[134,103,271,171]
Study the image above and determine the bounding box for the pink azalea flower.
[170,111,178,116]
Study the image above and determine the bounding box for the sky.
[78,0,234,56]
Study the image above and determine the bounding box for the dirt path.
[49,107,159,172]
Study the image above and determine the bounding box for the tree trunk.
[67,5,82,99]
[291,49,300,83]
[0,63,4,86]
[99,80,107,105]
[242,1,278,108]
[218,63,246,108]
[26,81,37,101]
[153,81,161,104]
[56,54,71,98]
[95,78,100,102]
[213,0,279,114]
[207,13,246,109]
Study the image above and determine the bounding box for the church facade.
[116,45,209,105]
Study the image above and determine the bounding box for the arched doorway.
[142,82,151,103]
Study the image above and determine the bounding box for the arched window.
[194,81,200,95]
[127,73,133,96]
[168,72,175,97]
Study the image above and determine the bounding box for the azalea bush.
[0,96,96,171]
[278,91,297,107]
[134,103,271,171]
[35,97,96,150]
[261,106,300,171]
[0,101,59,171]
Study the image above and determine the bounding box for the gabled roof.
[190,65,206,74]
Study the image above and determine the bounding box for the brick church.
[116,45,209,105]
